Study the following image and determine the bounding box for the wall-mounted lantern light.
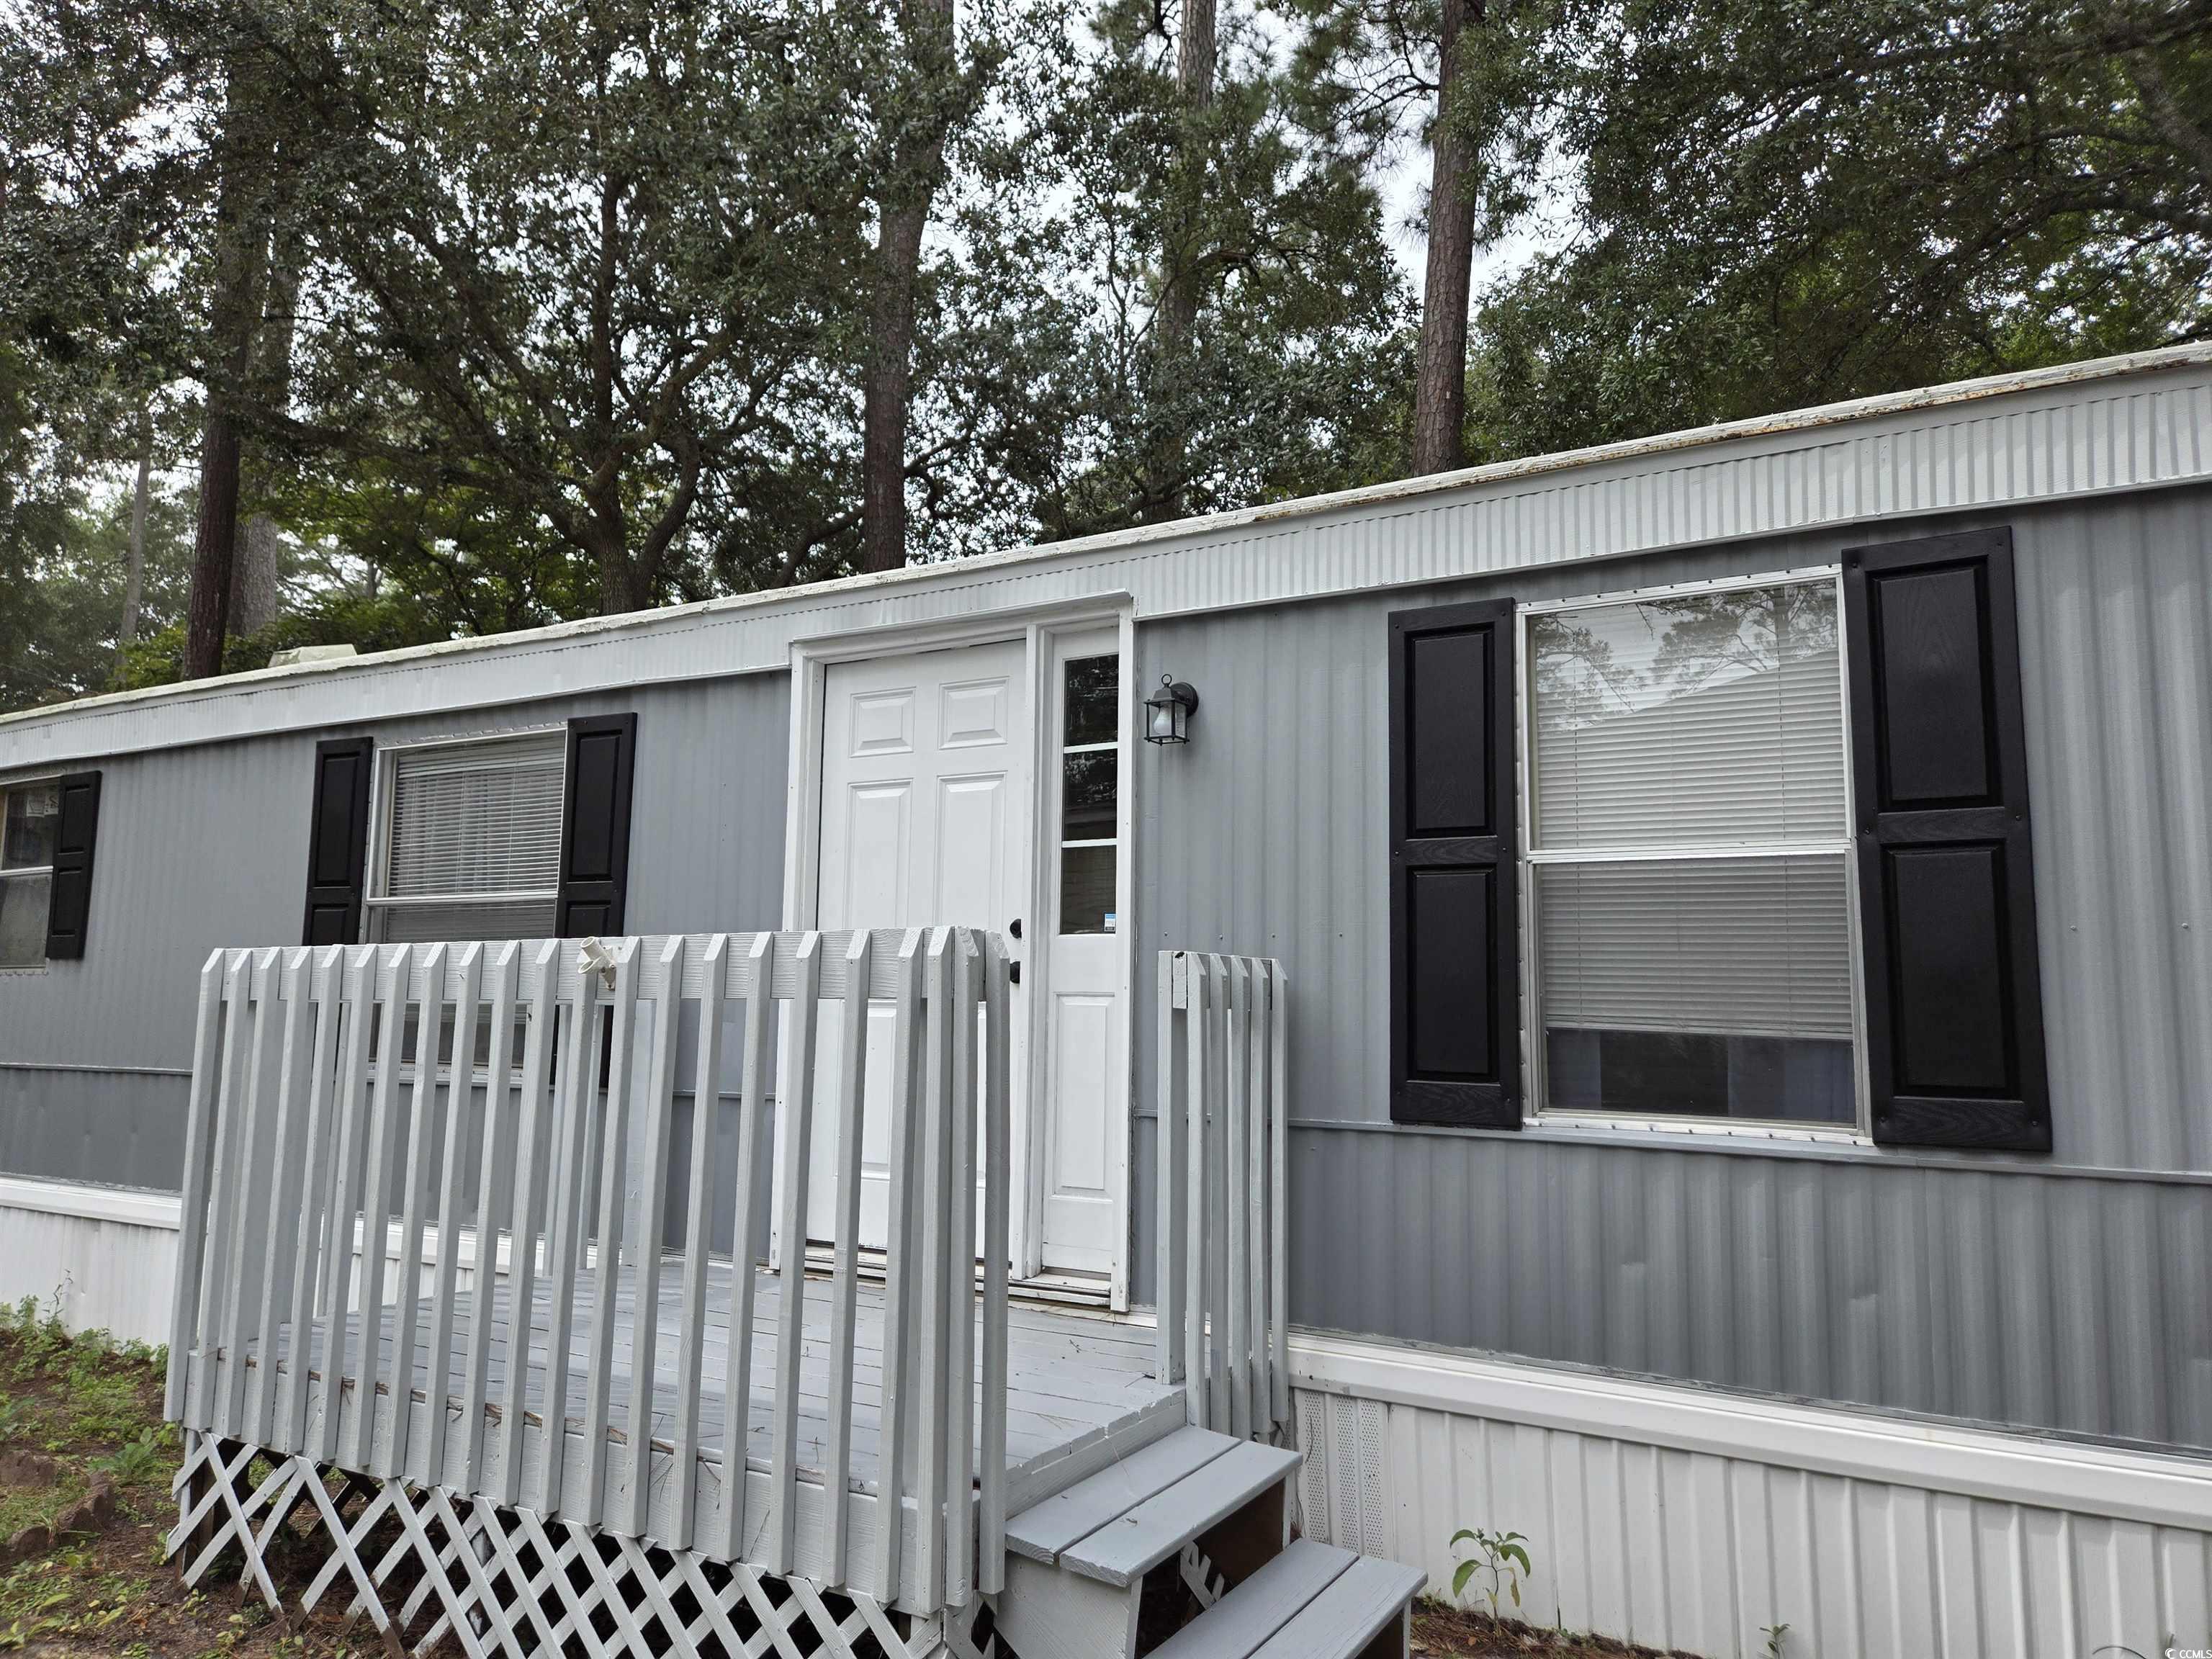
[1144,675,1200,745]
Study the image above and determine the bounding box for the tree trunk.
[1145,0,1216,524]
[232,515,282,639]
[184,77,271,680]
[1411,0,1480,476]
[117,423,150,663]
[233,232,303,643]
[859,0,958,575]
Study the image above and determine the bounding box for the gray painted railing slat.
[667,932,727,1548]
[768,932,823,1574]
[1159,948,1290,1442]
[822,931,872,1583]
[459,942,520,1493]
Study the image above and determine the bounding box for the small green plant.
[1764,1622,1791,1659]
[1449,1526,1531,1622]
[94,1429,171,1486]
[0,1393,32,1444]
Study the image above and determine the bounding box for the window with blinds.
[367,732,566,943]
[1527,578,1860,1126]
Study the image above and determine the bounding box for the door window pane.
[1059,845,1117,935]
[1064,656,1118,746]
[2,782,59,871]
[1062,750,1118,841]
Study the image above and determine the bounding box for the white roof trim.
[6,342,2211,768]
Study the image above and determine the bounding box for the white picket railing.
[162,928,1012,1615]
[1154,950,1290,1441]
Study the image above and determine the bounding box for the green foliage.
[1449,1525,1531,1622]
[1763,1621,1791,1658]
[91,1429,174,1487]
[1462,0,2212,459]
[4,0,2210,716]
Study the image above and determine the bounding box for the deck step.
[1148,1539,1359,1658]
[1248,1555,1426,1658]
[1006,1425,1239,1565]
[997,1429,1424,1659]
[1057,1438,1304,1588]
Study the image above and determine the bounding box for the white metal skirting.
[1290,1332,2212,1659]
[0,1176,181,1343]
[0,1179,503,1349]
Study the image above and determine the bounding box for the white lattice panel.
[168,1431,995,1659]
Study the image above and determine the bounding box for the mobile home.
[2,346,2208,1657]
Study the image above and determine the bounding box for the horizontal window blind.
[1537,855,1853,1040]
[385,733,565,899]
[1532,585,1844,849]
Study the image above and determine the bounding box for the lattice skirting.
[166,1431,995,1659]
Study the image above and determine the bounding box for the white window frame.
[361,724,568,944]
[0,773,60,970]
[1515,567,1874,1144]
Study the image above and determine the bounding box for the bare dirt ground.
[1411,1599,1693,1657]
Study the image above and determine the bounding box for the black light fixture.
[1144,674,1200,745]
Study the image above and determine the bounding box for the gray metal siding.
[0,675,789,1188]
[1131,487,2212,1449]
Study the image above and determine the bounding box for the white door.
[1036,631,1127,1278]
[801,641,1030,1254]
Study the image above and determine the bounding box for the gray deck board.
[1148,1539,1357,1659]
[1004,1426,1236,1565]
[1058,1439,1303,1588]
[1246,1557,1425,1659]
[238,1256,1177,1499]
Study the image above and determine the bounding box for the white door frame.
[779,593,1138,1308]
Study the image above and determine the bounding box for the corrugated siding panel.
[1295,1384,2212,1659]
[8,354,2212,771]
[1284,1128,2211,1448]
[1133,490,2212,1448]
[0,1200,179,1344]
[0,675,788,1187]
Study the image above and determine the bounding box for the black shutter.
[302,737,374,945]
[42,770,102,960]
[556,713,637,936]
[1388,598,1521,1126]
[1843,528,2050,1151]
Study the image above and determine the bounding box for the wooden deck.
[222,1259,1179,1505]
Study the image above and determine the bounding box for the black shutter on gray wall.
[556,713,637,936]
[302,737,374,945]
[1388,598,1521,1127]
[42,770,101,960]
[1843,528,2051,1151]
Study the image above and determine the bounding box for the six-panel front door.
[806,642,1030,1254]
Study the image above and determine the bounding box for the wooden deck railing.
[163,928,1012,1615]
[1154,950,1290,1441]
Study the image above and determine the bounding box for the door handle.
[1008,917,1022,940]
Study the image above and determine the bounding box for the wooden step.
[1057,1439,1303,1588]
[1005,1425,1239,1566]
[1250,1555,1426,1659]
[1147,1539,1359,1658]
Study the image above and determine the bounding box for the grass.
[0,1299,396,1657]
